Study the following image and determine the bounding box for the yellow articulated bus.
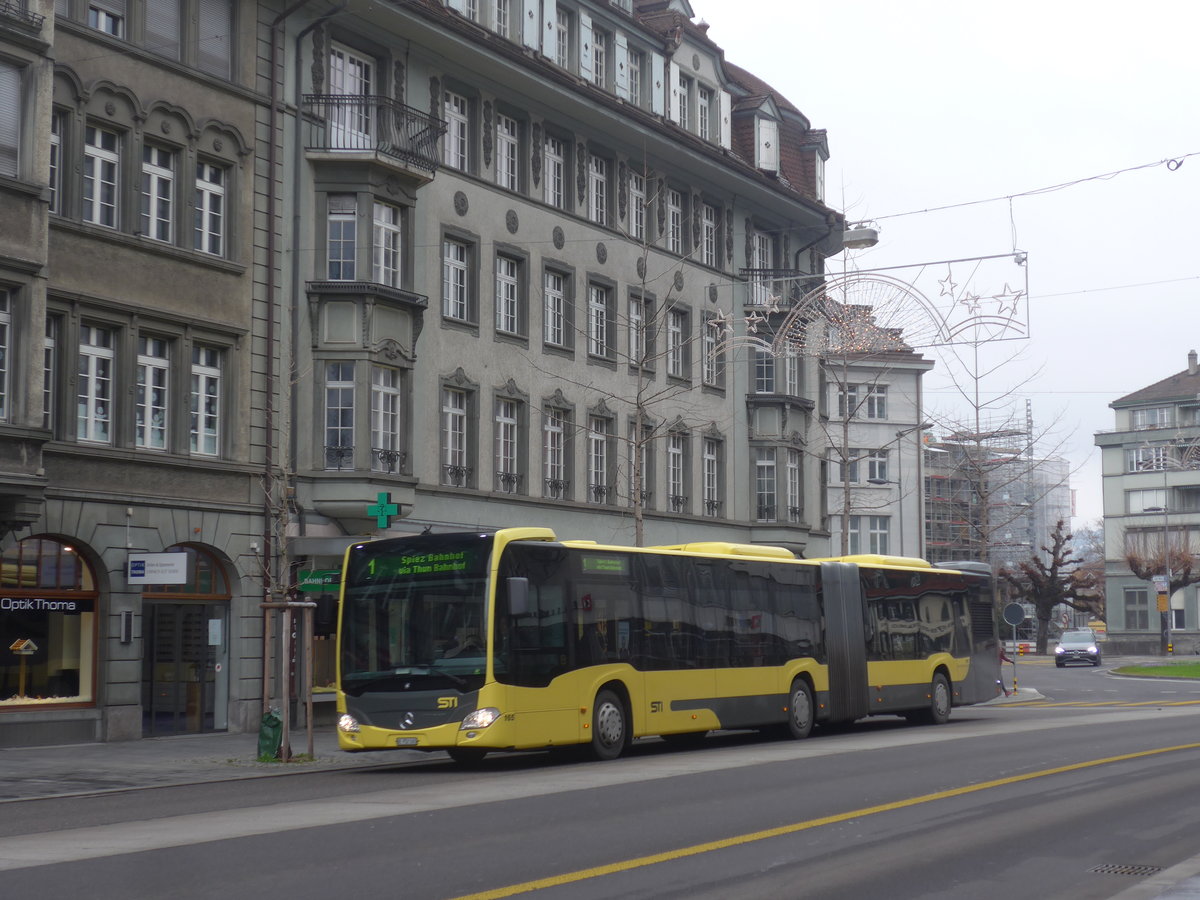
[335,527,999,763]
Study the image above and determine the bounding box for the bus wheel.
[447,748,488,766]
[909,673,952,725]
[785,679,814,740]
[591,690,628,760]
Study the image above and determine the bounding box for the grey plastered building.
[0,0,879,745]
[1095,350,1200,654]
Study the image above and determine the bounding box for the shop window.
[0,538,98,707]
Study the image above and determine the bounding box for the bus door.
[819,562,869,723]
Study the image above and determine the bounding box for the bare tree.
[1000,520,1098,653]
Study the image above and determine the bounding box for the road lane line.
[447,742,1200,900]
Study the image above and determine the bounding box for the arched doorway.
[141,545,231,735]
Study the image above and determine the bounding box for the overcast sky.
[706,0,1200,527]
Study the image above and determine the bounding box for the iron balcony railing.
[303,94,445,173]
[0,0,44,29]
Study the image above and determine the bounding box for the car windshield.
[1061,631,1094,642]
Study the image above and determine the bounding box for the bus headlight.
[337,713,361,734]
[460,707,501,730]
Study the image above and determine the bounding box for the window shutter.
[541,0,556,57]
[614,33,628,100]
[578,11,592,80]
[667,60,681,124]
[90,0,126,15]
[55,0,69,17]
[197,0,232,79]
[718,89,731,149]
[521,0,539,48]
[145,0,181,60]
[650,52,665,116]
[757,118,779,172]
[0,62,20,178]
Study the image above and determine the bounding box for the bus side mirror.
[507,577,530,616]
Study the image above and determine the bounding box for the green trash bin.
[257,707,282,759]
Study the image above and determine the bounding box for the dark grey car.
[1055,630,1101,667]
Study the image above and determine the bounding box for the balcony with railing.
[303,94,445,177]
[0,0,44,30]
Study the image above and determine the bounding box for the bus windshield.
[339,533,493,693]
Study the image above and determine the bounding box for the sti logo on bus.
[438,696,459,709]
[650,701,663,713]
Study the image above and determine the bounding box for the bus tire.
[591,689,628,761]
[909,673,952,725]
[447,748,488,766]
[785,679,814,740]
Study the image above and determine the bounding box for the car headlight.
[460,707,501,730]
[1088,646,1098,654]
[337,713,361,733]
[1054,646,1064,654]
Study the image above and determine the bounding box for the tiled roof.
[1112,353,1200,406]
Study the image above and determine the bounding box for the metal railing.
[544,478,570,500]
[442,464,472,487]
[303,94,445,173]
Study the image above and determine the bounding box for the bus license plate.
[395,737,419,746]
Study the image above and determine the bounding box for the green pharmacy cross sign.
[367,491,400,529]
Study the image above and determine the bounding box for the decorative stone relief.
[744,218,753,267]
[482,101,493,168]
[429,77,441,124]
[311,26,326,94]
[576,142,587,205]
[552,226,565,250]
[531,122,542,187]
[596,242,607,264]
[673,270,684,291]
[454,191,469,216]
[618,161,628,221]
[506,210,519,234]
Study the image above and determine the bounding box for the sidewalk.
[0,726,402,803]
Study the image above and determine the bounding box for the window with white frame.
[835,448,860,484]
[190,343,221,456]
[677,71,692,131]
[543,406,568,498]
[783,350,801,396]
[786,449,801,519]
[838,383,860,418]
[865,384,887,419]
[554,8,571,68]
[495,398,519,492]
[442,238,470,321]
[88,2,125,36]
[1126,488,1167,514]
[43,317,58,432]
[443,90,469,171]
[588,284,610,357]
[194,162,226,255]
[698,86,713,140]
[84,125,120,228]
[1126,445,1169,472]
[588,155,608,226]
[588,415,610,503]
[628,170,646,241]
[667,308,687,378]
[371,365,402,473]
[462,0,479,21]
[324,362,355,468]
[326,194,357,280]
[441,386,469,485]
[48,112,63,212]
[372,201,402,287]
[755,447,776,521]
[703,438,721,516]
[627,296,645,366]
[627,49,644,107]
[495,255,520,335]
[591,27,609,87]
[1131,406,1174,429]
[667,432,687,511]
[750,231,773,305]
[666,188,683,254]
[328,44,373,148]
[492,0,511,38]
[868,449,888,482]
[702,317,723,387]
[753,346,774,394]
[543,134,566,209]
[495,113,519,190]
[701,203,718,267]
[543,269,566,347]
[135,336,169,450]
[78,325,114,444]
[868,516,890,554]
[140,145,175,242]
[844,516,862,554]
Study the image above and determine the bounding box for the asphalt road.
[4,660,1200,900]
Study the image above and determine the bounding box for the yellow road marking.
[447,742,1200,900]
[1005,699,1200,708]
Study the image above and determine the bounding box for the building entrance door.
[142,602,229,735]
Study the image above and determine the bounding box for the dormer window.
[756,117,779,172]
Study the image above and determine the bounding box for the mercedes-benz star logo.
[398,712,415,730]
